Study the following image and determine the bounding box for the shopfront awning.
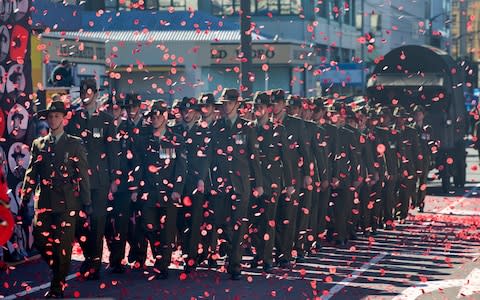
[367,73,445,88]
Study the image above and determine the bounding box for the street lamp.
[428,12,449,46]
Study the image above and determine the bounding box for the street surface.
[1,149,480,300]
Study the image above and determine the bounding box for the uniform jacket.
[347,125,376,183]
[138,127,187,207]
[332,125,358,189]
[277,114,312,187]
[21,133,91,212]
[210,117,263,196]
[305,121,328,183]
[323,122,337,182]
[415,123,434,170]
[394,124,420,179]
[375,126,399,179]
[253,120,294,196]
[115,118,137,193]
[65,107,119,189]
[172,121,213,195]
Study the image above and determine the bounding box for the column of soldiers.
[19,79,435,297]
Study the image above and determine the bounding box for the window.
[112,0,197,11]
[50,0,78,4]
[319,0,355,24]
[211,0,302,16]
[317,0,328,18]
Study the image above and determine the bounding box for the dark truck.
[367,45,467,191]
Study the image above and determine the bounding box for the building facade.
[37,0,447,99]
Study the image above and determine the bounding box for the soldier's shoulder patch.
[67,134,84,144]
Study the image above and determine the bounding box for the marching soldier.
[298,97,329,259]
[20,100,91,298]
[104,94,137,273]
[344,108,365,240]
[172,96,213,273]
[210,88,264,279]
[353,107,380,236]
[138,100,187,279]
[393,106,420,222]
[362,108,384,235]
[310,98,332,249]
[376,107,399,230]
[283,95,315,261]
[249,91,294,272]
[119,93,149,269]
[65,78,119,279]
[271,89,312,267]
[196,92,219,266]
[328,102,358,246]
[413,105,433,212]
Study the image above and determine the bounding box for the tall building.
[450,0,479,90]
[451,0,479,61]
[35,0,444,98]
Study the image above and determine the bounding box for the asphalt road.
[1,149,480,300]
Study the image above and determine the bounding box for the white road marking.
[392,268,480,300]
[457,268,480,298]
[321,251,388,300]
[392,279,464,300]
[439,183,480,215]
[4,273,78,300]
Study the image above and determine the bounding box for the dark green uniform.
[363,125,386,233]
[66,107,119,275]
[138,127,187,276]
[250,120,293,267]
[297,120,327,255]
[415,123,433,210]
[274,114,310,264]
[172,120,212,270]
[22,133,90,294]
[376,126,399,227]
[394,125,420,220]
[322,122,337,240]
[307,123,330,250]
[331,126,358,243]
[127,115,149,268]
[105,118,136,270]
[345,124,371,237]
[210,117,263,275]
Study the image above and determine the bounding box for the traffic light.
[365,32,375,53]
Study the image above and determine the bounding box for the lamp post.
[358,0,365,94]
[240,0,252,98]
[428,12,448,46]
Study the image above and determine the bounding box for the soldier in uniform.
[282,95,315,260]
[344,108,367,239]
[270,89,312,267]
[376,107,399,230]
[104,94,137,273]
[210,88,264,279]
[413,105,433,212]
[138,100,187,279]
[20,100,90,298]
[172,96,213,273]
[123,93,149,270]
[327,102,358,246]
[310,98,332,248]
[297,97,329,258]
[65,78,119,279]
[249,91,293,272]
[393,106,420,222]
[196,92,218,266]
[361,108,384,235]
